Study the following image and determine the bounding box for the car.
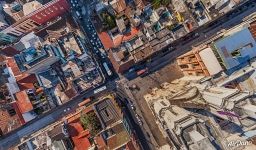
[128,68,135,72]
[135,113,140,120]
[64,107,71,112]
[138,120,143,126]
[131,105,135,110]
[135,114,143,125]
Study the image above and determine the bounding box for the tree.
[101,12,116,30]
[152,0,161,9]
[80,112,102,136]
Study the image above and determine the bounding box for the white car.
[64,107,71,112]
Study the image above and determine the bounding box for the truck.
[103,62,112,76]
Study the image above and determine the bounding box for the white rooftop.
[201,87,239,108]
[188,130,205,142]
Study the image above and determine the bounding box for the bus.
[94,86,107,94]
[103,62,112,76]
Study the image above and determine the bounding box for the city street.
[116,81,159,150]
[0,81,116,150]
[125,0,256,78]
[120,62,184,149]
[0,0,256,149]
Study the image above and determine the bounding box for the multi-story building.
[144,78,220,149]
[144,76,256,149]
[212,25,256,74]
[144,76,256,128]
[0,55,24,136]
[93,96,139,150]
[177,19,256,77]
[106,28,175,73]
[201,0,242,17]
[177,45,222,76]
[1,0,70,38]
[17,123,73,150]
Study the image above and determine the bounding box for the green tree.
[101,12,116,30]
[152,0,161,9]
[80,112,102,136]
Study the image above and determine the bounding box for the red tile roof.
[12,102,25,124]
[0,104,23,135]
[98,32,114,49]
[6,58,37,90]
[6,57,21,77]
[16,73,37,83]
[15,91,33,114]
[123,28,140,41]
[98,27,140,50]
[113,27,140,47]
[16,74,37,91]
[68,122,91,150]
[17,82,35,91]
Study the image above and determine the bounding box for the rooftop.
[26,56,60,74]
[144,77,207,109]
[104,123,130,150]
[0,103,23,135]
[13,32,42,51]
[109,0,127,13]
[68,118,92,150]
[98,32,114,49]
[6,57,21,76]
[22,0,42,16]
[94,98,121,128]
[15,90,33,114]
[213,27,256,71]
[144,75,250,112]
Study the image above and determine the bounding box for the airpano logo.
[227,140,253,147]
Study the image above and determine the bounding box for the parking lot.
[126,61,184,147]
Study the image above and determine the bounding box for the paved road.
[153,0,255,65]
[0,81,116,150]
[125,0,256,79]
[0,1,255,149]
[0,1,117,149]
[116,81,157,150]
